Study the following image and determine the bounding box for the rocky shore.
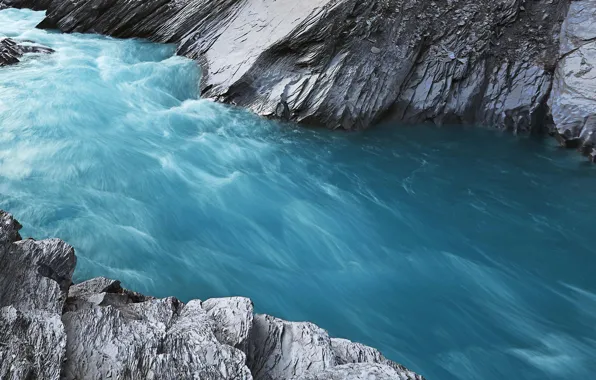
[2,0,596,157]
[0,210,425,380]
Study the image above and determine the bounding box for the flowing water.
[2,8,596,380]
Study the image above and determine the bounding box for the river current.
[2,8,596,380]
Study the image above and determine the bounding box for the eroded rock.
[244,314,336,380]
[550,0,596,149]
[0,210,425,379]
[203,296,254,348]
[0,37,54,67]
[0,211,76,380]
[7,0,565,133]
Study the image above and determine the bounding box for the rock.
[14,0,565,133]
[0,37,54,67]
[62,296,253,380]
[294,363,413,380]
[0,209,425,379]
[0,211,76,380]
[68,276,122,298]
[244,314,336,380]
[331,339,424,380]
[203,297,254,348]
[550,0,596,149]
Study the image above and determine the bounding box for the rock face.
[0,37,54,67]
[0,210,425,380]
[6,0,596,155]
[550,0,596,152]
[0,212,75,380]
[24,0,566,133]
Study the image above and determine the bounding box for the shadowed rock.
[0,37,54,67]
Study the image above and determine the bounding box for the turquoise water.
[2,8,596,379]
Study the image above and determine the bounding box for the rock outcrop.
[0,210,425,380]
[0,37,54,66]
[5,0,596,156]
[550,0,596,158]
[14,0,566,133]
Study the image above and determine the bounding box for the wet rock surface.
[0,210,425,380]
[0,37,54,66]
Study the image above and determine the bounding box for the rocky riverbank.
[2,0,596,158]
[0,210,425,380]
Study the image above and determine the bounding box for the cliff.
[0,210,425,380]
[2,0,596,157]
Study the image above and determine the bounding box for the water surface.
[2,8,596,380]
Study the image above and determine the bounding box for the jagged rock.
[0,210,425,379]
[244,314,336,380]
[0,211,76,380]
[68,276,122,298]
[294,363,414,380]
[62,296,253,379]
[203,297,254,348]
[0,37,54,67]
[550,0,596,148]
[15,0,565,132]
[331,339,424,380]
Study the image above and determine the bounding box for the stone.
[294,363,413,380]
[0,210,425,379]
[0,37,54,67]
[0,211,76,380]
[8,0,567,133]
[550,0,596,149]
[331,339,424,380]
[203,297,254,348]
[244,314,336,380]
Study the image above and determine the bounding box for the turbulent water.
[2,8,596,380]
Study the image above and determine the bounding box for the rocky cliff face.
[0,210,425,380]
[550,0,596,157]
[2,0,596,153]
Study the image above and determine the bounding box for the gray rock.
[63,296,253,379]
[0,209,425,379]
[294,363,412,380]
[68,276,122,298]
[331,339,424,380]
[203,297,254,348]
[244,314,336,380]
[17,0,565,133]
[550,0,596,148]
[0,37,54,67]
[0,211,76,380]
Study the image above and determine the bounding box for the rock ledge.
[0,210,425,380]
